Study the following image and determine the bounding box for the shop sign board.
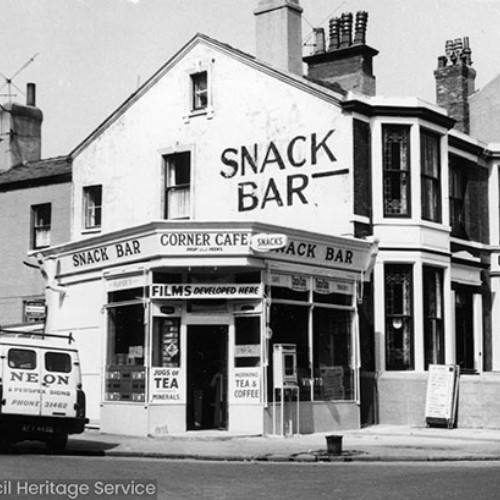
[250,233,287,252]
[105,273,148,292]
[231,368,261,404]
[151,283,263,300]
[425,364,460,428]
[269,273,354,295]
[150,367,183,403]
[56,228,369,275]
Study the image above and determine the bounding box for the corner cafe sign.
[56,228,370,275]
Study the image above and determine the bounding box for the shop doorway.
[187,325,228,430]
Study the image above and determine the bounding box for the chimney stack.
[0,83,43,172]
[254,0,304,75]
[434,37,475,134]
[304,11,378,96]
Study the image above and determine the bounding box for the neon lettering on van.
[10,372,70,386]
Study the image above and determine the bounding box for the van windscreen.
[45,352,71,373]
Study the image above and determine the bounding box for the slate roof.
[0,156,72,191]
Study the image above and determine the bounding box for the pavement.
[53,425,500,462]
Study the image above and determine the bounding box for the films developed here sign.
[151,283,263,300]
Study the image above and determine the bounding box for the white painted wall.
[72,41,353,240]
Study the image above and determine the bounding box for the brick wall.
[0,182,71,325]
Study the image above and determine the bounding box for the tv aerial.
[0,53,39,104]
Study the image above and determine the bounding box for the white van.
[0,330,88,452]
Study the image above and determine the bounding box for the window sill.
[183,106,214,123]
[82,227,102,235]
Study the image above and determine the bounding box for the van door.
[2,346,42,416]
[40,349,78,418]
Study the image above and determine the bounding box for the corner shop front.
[42,221,377,436]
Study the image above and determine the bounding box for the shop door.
[187,325,228,430]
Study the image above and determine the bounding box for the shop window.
[31,203,51,249]
[449,156,468,238]
[164,152,191,220]
[385,264,414,370]
[271,286,308,302]
[454,285,475,373]
[269,304,310,401]
[191,71,208,111]
[313,309,353,401]
[382,125,411,217]
[235,316,260,368]
[421,130,441,222]
[152,317,180,368]
[83,185,102,229]
[423,267,444,369]
[106,304,145,402]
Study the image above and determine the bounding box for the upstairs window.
[83,185,102,229]
[449,156,468,238]
[191,71,208,111]
[382,125,411,217]
[421,130,441,222]
[32,203,51,249]
[164,152,191,220]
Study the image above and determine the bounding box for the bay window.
[421,130,441,222]
[382,125,411,217]
[385,264,414,370]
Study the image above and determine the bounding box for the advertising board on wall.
[231,368,261,404]
[150,367,183,404]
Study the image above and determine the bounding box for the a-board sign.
[425,364,460,428]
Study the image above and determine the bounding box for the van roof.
[0,335,78,351]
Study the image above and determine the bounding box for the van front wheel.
[46,432,68,454]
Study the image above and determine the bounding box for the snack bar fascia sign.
[58,229,367,274]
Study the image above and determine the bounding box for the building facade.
[0,85,72,327]
[23,0,500,434]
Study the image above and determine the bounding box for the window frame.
[164,152,191,220]
[423,266,445,369]
[449,155,468,238]
[31,203,52,249]
[384,263,414,370]
[83,185,102,230]
[382,124,412,218]
[421,129,442,223]
[191,71,208,112]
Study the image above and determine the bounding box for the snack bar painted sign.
[56,229,370,275]
[219,130,347,212]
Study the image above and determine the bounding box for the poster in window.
[159,318,180,367]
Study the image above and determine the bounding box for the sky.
[2,0,500,158]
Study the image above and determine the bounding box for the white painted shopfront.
[40,222,377,436]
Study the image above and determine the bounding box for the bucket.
[325,434,343,455]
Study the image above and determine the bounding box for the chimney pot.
[353,11,368,45]
[26,83,36,106]
[313,28,326,54]
[328,17,341,51]
[340,12,353,48]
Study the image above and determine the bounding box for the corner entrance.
[187,325,228,430]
